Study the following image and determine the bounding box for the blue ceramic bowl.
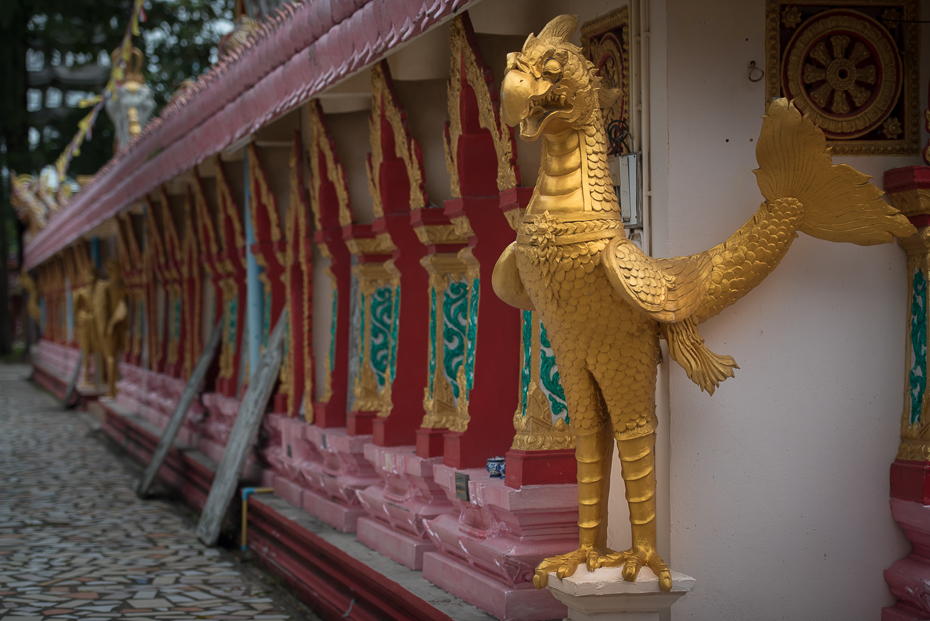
[486,456,506,478]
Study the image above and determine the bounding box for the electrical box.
[608,152,642,229]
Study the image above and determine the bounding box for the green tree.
[0,0,233,355]
[142,0,233,109]
[0,0,32,356]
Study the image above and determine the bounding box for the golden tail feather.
[661,317,739,395]
[754,99,915,245]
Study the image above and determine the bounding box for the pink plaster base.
[115,362,144,412]
[266,416,313,484]
[37,340,88,383]
[262,417,323,514]
[199,391,271,481]
[35,341,107,399]
[301,486,367,532]
[201,392,241,449]
[297,426,379,533]
[355,444,452,569]
[261,412,288,479]
[423,552,565,621]
[884,498,930,620]
[273,473,305,507]
[261,468,277,489]
[357,517,436,569]
[421,463,576,620]
[115,364,204,448]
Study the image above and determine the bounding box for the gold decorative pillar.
[345,233,399,427]
[417,236,472,456]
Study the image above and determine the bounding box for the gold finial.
[111,46,145,87]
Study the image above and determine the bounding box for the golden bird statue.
[492,14,916,592]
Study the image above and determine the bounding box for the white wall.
[654,0,928,618]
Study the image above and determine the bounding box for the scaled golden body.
[494,15,914,592]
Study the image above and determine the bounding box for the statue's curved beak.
[501,70,536,127]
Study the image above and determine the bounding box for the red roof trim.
[26,0,475,269]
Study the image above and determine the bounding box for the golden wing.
[602,237,737,393]
[602,236,711,323]
[492,243,535,312]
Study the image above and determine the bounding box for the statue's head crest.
[502,15,619,140]
[525,14,578,50]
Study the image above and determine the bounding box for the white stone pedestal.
[546,566,695,621]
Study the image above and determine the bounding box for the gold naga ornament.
[493,14,915,592]
[92,259,130,397]
[19,270,42,324]
[73,259,99,382]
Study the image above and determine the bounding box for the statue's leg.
[587,326,671,591]
[613,432,670,590]
[533,363,611,589]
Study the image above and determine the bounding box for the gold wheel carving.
[783,9,901,139]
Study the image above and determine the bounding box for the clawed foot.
[533,548,599,588]
[534,547,672,592]
[589,546,672,592]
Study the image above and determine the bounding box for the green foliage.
[22,0,127,175]
[142,0,233,108]
[14,0,232,177]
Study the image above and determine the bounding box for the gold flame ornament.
[493,14,915,592]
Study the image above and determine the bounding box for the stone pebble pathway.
[0,364,314,620]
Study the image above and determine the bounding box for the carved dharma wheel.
[782,8,902,140]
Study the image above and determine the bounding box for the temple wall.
[657,0,930,618]
[26,0,930,616]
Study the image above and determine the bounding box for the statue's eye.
[542,58,562,79]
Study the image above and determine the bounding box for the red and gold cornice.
[119,214,143,271]
[155,187,183,283]
[26,0,477,271]
[307,100,353,230]
[214,156,247,257]
[367,61,428,215]
[445,13,519,194]
[143,195,168,273]
[191,170,220,267]
[246,142,284,246]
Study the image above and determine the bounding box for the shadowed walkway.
[0,364,315,621]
